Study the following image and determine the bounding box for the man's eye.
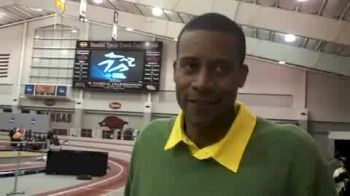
[215,65,228,73]
[182,63,198,71]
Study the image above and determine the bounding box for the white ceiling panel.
[107,0,129,12]
[339,45,350,56]
[3,6,30,19]
[17,4,45,17]
[178,12,195,23]
[321,42,340,54]
[345,8,350,21]
[257,28,270,40]
[164,10,183,23]
[278,0,297,11]
[242,25,255,37]
[257,0,275,7]
[322,0,348,18]
[304,38,319,50]
[0,7,23,23]
[117,1,142,15]
[135,4,151,16]
[299,0,323,14]
[0,3,53,26]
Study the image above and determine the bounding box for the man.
[125,13,336,196]
[334,157,350,195]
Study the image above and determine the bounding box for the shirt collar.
[164,102,257,173]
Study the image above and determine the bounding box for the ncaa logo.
[79,42,88,48]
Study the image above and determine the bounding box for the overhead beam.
[0,0,14,7]
[340,1,350,20]
[317,0,327,16]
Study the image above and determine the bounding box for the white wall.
[306,72,350,160]
[0,24,24,85]
[1,15,349,135]
[243,58,306,109]
[307,72,350,122]
[0,24,24,105]
[0,16,309,122]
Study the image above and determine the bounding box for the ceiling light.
[93,0,103,4]
[35,35,40,39]
[278,61,286,64]
[152,7,163,17]
[297,0,308,2]
[0,12,6,18]
[30,8,44,12]
[72,29,78,33]
[126,27,133,31]
[174,38,178,42]
[284,34,296,42]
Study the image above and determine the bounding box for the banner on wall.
[56,86,67,96]
[79,0,87,21]
[50,112,72,123]
[35,85,56,96]
[24,84,70,98]
[99,116,128,130]
[55,0,66,12]
[112,10,119,41]
[24,84,35,95]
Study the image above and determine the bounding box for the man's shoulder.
[143,117,175,133]
[255,118,317,148]
[136,117,175,143]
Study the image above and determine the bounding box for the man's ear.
[238,64,249,88]
[173,60,177,82]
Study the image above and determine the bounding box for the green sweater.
[125,118,336,196]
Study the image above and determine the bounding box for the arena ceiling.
[0,0,349,76]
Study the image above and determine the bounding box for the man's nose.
[191,67,214,92]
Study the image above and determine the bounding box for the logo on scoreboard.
[79,42,88,48]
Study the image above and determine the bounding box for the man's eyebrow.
[210,59,232,64]
[179,57,199,62]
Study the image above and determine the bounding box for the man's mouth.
[187,99,219,105]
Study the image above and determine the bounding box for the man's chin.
[187,116,215,128]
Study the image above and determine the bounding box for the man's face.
[174,30,248,127]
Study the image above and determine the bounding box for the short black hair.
[176,13,246,65]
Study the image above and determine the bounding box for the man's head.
[174,13,248,127]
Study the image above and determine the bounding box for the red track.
[36,144,132,196]
[0,141,132,196]
[35,157,129,196]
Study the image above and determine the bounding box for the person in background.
[125,13,336,196]
[25,129,32,141]
[9,127,18,147]
[334,157,350,195]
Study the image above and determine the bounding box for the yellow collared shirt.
[164,102,257,173]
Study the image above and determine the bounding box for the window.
[36,111,43,114]
[102,130,113,139]
[30,25,79,85]
[21,109,30,114]
[53,129,68,136]
[3,108,12,113]
[81,129,92,138]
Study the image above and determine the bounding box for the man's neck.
[184,109,237,149]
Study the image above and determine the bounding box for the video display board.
[73,41,162,92]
